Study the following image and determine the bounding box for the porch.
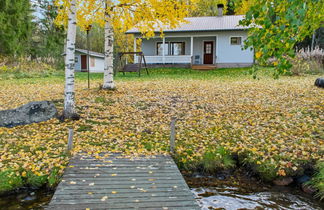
[134,35,217,67]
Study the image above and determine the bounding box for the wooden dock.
[47,154,200,209]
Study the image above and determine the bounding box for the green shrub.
[48,168,61,188]
[309,161,324,200]
[25,171,48,188]
[201,147,236,173]
[0,170,24,194]
[253,162,278,182]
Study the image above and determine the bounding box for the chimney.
[217,4,224,17]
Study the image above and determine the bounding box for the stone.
[273,177,293,186]
[296,175,310,184]
[315,78,324,88]
[0,101,57,128]
[301,183,317,194]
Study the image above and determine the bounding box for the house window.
[170,42,185,55]
[90,57,95,67]
[157,42,169,55]
[157,42,185,55]
[230,37,242,45]
[75,56,78,63]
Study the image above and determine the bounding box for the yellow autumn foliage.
[54,0,198,37]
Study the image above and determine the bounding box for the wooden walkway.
[47,154,200,210]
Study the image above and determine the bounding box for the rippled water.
[186,173,324,210]
[192,186,323,210]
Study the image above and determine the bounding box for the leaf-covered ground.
[0,68,323,192]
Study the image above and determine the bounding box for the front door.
[203,41,214,64]
[81,55,87,71]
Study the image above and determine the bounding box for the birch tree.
[102,2,115,89]
[62,0,77,119]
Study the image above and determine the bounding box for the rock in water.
[273,177,293,186]
[315,78,324,88]
[0,101,57,127]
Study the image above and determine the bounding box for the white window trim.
[229,36,243,45]
[156,41,170,56]
[156,41,186,56]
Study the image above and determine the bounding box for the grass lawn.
[0,67,323,194]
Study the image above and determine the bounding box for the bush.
[0,170,24,194]
[201,147,236,173]
[0,56,60,79]
[309,161,324,200]
[289,47,324,75]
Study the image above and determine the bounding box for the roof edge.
[125,28,248,34]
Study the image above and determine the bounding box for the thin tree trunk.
[311,30,316,51]
[63,0,77,118]
[102,2,115,90]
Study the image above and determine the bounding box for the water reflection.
[191,184,323,210]
[0,189,53,210]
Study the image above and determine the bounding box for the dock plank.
[46,154,200,209]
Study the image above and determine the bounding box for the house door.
[203,41,214,64]
[81,55,87,71]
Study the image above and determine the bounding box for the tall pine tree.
[0,0,33,56]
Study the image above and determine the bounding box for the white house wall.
[75,52,82,71]
[89,56,104,72]
[137,30,254,66]
[74,52,104,72]
[216,31,254,65]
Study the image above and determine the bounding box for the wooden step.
[191,65,217,70]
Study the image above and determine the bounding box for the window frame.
[230,36,243,45]
[156,41,186,56]
[170,42,185,55]
[156,42,169,56]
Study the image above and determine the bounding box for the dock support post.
[67,128,73,152]
[170,117,176,154]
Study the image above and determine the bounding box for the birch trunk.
[102,7,115,90]
[63,0,77,118]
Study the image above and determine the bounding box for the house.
[74,49,104,72]
[126,5,254,69]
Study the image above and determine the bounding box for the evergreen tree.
[31,0,65,63]
[0,0,33,56]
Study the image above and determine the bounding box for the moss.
[0,170,24,194]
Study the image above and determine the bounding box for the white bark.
[63,0,77,118]
[102,6,115,89]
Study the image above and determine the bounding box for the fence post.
[67,128,73,153]
[170,117,176,154]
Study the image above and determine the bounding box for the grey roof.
[75,49,104,58]
[126,15,248,34]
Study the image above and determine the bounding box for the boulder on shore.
[315,78,324,88]
[0,101,57,128]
